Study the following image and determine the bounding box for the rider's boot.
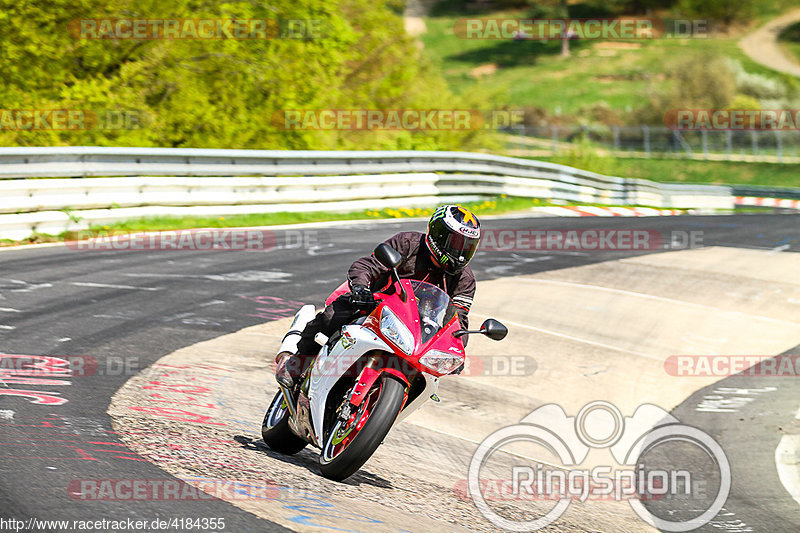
[275,352,297,388]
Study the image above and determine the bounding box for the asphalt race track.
[656,345,800,532]
[0,214,798,532]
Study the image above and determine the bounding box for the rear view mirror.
[481,319,508,341]
[374,243,403,269]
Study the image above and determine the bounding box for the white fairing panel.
[309,325,394,443]
[393,372,439,426]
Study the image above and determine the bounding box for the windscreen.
[410,280,457,344]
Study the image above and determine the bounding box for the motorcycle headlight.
[419,350,464,375]
[380,307,414,355]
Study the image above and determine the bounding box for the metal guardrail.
[731,185,800,200]
[505,126,800,163]
[0,147,739,240]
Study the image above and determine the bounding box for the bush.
[637,50,736,124]
[727,94,761,110]
[726,59,787,100]
[0,0,486,151]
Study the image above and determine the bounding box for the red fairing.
[364,278,466,379]
[325,281,350,306]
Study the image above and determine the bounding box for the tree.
[0,0,486,150]
[677,0,756,26]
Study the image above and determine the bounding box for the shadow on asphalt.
[233,434,394,489]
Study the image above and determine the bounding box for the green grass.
[0,194,694,248]
[538,155,800,188]
[0,197,548,247]
[422,11,650,114]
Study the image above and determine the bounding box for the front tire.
[261,391,307,455]
[319,375,406,481]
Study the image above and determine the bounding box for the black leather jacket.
[347,231,476,330]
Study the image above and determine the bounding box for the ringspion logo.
[468,401,730,531]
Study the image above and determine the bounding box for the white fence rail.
[0,147,734,240]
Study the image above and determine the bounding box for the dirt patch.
[469,63,499,78]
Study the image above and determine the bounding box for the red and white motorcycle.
[261,244,507,481]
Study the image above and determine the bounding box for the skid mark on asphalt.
[71,282,161,291]
[122,270,291,283]
[240,295,309,321]
[0,279,53,293]
[0,413,147,463]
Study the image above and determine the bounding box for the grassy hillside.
[421,6,798,118]
[419,1,800,187]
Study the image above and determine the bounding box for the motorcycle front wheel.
[319,375,406,481]
[261,390,308,455]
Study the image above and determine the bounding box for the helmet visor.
[443,231,479,267]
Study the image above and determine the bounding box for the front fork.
[327,355,408,444]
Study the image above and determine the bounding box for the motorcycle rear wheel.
[318,375,405,481]
[261,391,308,455]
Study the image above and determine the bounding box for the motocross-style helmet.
[426,205,481,274]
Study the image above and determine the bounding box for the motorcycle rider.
[275,204,482,388]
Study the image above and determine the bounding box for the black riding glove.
[349,284,375,309]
